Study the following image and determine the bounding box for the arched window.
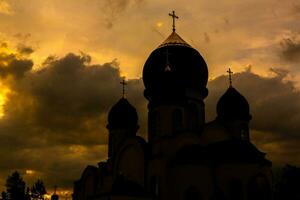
[229,179,243,200]
[187,103,199,130]
[172,109,183,132]
[247,175,271,200]
[185,186,202,200]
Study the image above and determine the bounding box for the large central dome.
[142,31,208,101]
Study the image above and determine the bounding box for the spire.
[169,10,178,32]
[158,10,191,48]
[227,68,233,88]
[120,77,127,98]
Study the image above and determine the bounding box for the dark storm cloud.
[0,52,33,78]
[0,49,146,190]
[280,37,300,62]
[3,53,146,145]
[17,44,34,55]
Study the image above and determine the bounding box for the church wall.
[166,164,214,200]
[216,163,272,200]
[150,134,200,157]
[200,121,231,145]
[115,144,145,186]
[148,100,205,141]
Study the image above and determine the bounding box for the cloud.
[17,44,34,55]
[280,37,300,62]
[0,0,13,15]
[0,51,33,78]
[101,0,144,29]
[0,48,146,191]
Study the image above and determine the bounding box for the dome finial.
[120,77,127,98]
[169,10,179,32]
[227,68,233,88]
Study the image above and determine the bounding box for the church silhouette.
[73,11,272,200]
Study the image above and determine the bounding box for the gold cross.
[120,77,127,98]
[169,10,179,32]
[227,68,233,87]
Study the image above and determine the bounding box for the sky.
[0,0,300,196]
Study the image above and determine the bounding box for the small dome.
[143,31,208,101]
[217,87,251,121]
[107,98,138,129]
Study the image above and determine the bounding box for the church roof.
[173,140,271,165]
[217,87,251,121]
[107,98,138,130]
[158,31,191,48]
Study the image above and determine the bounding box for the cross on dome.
[227,68,233,87]
[169,10,179,32]
[120,77,127,98]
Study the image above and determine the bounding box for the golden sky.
[0,0,299,79]
[0,0,300,195]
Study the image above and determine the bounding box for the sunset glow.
[0,0,299,194]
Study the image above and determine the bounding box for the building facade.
[73,17,272,200]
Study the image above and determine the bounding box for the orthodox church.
[73,12,272,200]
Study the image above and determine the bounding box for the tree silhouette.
[24,188,30,200]
[1,191,8,200]
[5,171,26,200]
[31,180,47,200]
[274,165,300,200]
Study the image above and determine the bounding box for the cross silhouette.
[227,68,233,87]
[120,77,127,98]
[169,10,179,32]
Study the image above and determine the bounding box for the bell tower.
[106,78,139,159]
[216,68,252,141]
[142,11,209,143]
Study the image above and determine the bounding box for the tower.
[106,78,139,160]
[216,68,252,140]
[143,11,208,142]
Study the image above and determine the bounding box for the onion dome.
[107,98,138,130]
[142,31,208,101]
[217,87,252,121]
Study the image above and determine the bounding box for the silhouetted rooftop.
[158,31,191,48]
[174,139,271,165]
[107,98,138,130]
[217,87,251,121]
